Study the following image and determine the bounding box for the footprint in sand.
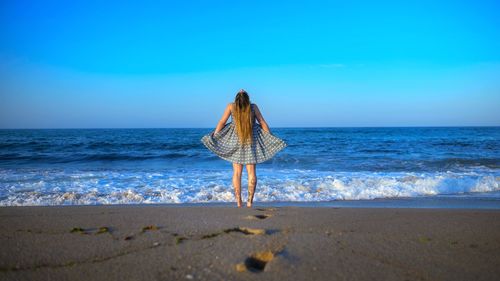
[198,226,270,242]
[174,226,271,246]
[224,227,266,235]
[245,214,272,220]
[255,208,277,212]
[70,226,112,235]
[141,225,160,232]
[236,250,278,272]
[122,225,161,241]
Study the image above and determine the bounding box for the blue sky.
[1,0,499,128]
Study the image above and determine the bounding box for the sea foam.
[1,168,498,206]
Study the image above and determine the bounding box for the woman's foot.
[237,200,243,208]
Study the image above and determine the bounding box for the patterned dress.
[201,104,287,164]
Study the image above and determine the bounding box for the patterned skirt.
[201,122,287,164]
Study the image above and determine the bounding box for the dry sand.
[1,205,500,281]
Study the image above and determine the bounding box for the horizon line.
[1,125,499,130]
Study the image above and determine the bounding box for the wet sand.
[1,205,500,281]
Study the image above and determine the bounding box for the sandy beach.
[1,205,500,281]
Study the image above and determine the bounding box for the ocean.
[0,127,499,207]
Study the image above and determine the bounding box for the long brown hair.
[233,89,253,145]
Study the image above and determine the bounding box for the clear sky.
[1,0,499,128]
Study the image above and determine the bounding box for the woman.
[201,89,287,207]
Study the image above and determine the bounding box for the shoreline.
[3,194,500,209]
[1,205,500,280]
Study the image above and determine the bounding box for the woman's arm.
[254,104,271,134]
[214,103,232,134]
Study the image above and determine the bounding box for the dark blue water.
[0,127,499,206]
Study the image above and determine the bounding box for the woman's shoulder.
[227,102,236,114]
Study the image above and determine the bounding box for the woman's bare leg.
[232,163,243,207]
[246,164,257,208]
